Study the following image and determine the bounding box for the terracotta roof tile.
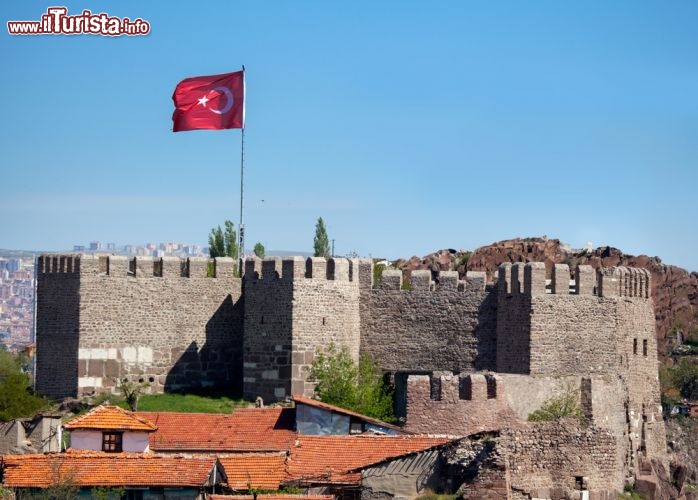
[136,408,296,452]
[291,395,404,434]
[2,451,214,488]
[218,454,286,490]
[64,405,157,432]
[285,435,453,486]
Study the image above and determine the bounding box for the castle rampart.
[35,254,243,399]
[404,372,519,435]
[495,262,656,377]
[242,256,361,402]
[34,253,668,494]
[360,268,496,378]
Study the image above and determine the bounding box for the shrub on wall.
[527,383,582,423]
[307,344,395,423]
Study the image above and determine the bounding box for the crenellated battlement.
[404,371,519,435]
[37,254,237,279]
[37,254,82,274]
[597,266,651,298]
[35,249,666,491]
[497,262,650,298]
[376,269,487,292]
[243,256,360,282]
[408,372,503,402]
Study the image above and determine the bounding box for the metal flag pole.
[238,66,246,261]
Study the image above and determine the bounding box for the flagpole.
[239,124,245,261]
[238,66,246,263]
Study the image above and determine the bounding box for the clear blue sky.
[2,1,697,271]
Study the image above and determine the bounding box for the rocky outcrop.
[399,237,697,350]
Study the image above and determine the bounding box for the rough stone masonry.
[35,254,667,497]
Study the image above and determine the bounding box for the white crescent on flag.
[210,86,234,115]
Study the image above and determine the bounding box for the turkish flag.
[172,70,245,132]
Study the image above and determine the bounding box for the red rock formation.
[398,237,698,351]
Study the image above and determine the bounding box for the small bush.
[307,344,395,422]
[527,383,582,423]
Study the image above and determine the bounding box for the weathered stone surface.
[36,255,242,399]
[464,236,698,350]
[35,252,671,497]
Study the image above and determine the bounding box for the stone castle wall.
[35,254,243,399]
[606,267,668,471]
[502,421,620,498]
[243,257,360,402]
[360,269,497,373]
[34,254,667,495]
[497,263,618,376]
[404,373,519,435]
[35,255,81,400]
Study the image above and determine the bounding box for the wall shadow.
[474,289,498,371]
[164,294,244,397]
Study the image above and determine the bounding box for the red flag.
[172,70,245,132]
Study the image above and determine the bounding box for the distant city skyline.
[3,2,697,271]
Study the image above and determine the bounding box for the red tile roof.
[218,454,286,490]
[2,451,215,488]
[136,408,296,452]
[285,435,453,485]
[64,405,157,432]
[291,395,404,433]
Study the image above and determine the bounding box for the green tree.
[313,217,330,258]
[208,220,238,259]
[527,383,582,423]
[91,486,125,500]
[253,242,265,259]
[0,350,46,421]
[671,358,698,400]
[307,344,395,422]
[117,378,150,411]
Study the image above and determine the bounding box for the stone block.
[104,360,120,378]
[122,347,137,363]
[244,257,262,280]
[135,257,154,277]
[188,257,208,278]
[575,265,595,295]
[87,360,103,377]
[511,263,524,294]
[411,270,432,291]
[262,257,281,280]
[438,271,459,289]
[262,370,279,380]
[524,262,546,295]
[282,257,305,280]
[306,257,327,279]
[552,264,570,294]
[291,380,305,396]
[213,257,235,278]
[465,271,486,290]
[380,270,402,290]
[137,346,153,363]
[327,258,350,281]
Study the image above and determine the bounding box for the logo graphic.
[7,7,150,36]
